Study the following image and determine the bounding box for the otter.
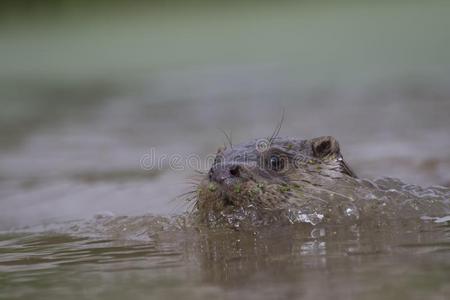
[193,136,450,228]
[194,136,359,227]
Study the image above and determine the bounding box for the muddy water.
[0,216,449,300]
[1,1,450,298]
[1,68,450,228]
[1,68,450,299]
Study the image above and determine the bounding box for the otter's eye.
[268,155,284,171]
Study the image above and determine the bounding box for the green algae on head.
[194,136,359,227]
[192,136,450,229]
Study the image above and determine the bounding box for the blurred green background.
[2,0,450,147]
[1,0,449,81]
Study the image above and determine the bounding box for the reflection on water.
[1,1,450,299]
[1,216,449,300]
[0,67,449,299]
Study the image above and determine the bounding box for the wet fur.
[192,136,357,226]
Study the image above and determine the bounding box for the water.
[1,68,449,299]
[1,216,449,300]
[1,1,450,299]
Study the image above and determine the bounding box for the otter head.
[195,136,356,226]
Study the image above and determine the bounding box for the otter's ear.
[311,136,341,158]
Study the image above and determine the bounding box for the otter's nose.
[208,164,241,183]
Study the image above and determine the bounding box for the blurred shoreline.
[1,0,450,81]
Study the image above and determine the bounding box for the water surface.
[1,1,450,299]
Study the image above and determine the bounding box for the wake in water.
[189,176,450,229]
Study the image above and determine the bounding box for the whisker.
[169,186,200,214]
[218,128,233,148]
[268,108,285,146]
[184,174,203,184]
[177,190,197,199]
[183,180,201,186]
[187,199,198,213]
[192,169,207,175]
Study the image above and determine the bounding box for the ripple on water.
[0,211,449,300]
